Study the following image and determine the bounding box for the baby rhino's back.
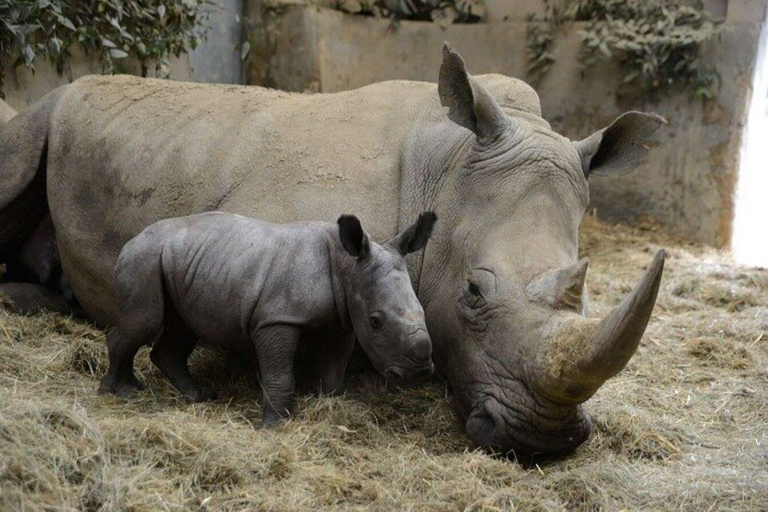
[148,213,338,348]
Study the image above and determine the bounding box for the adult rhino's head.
[418,44,666,457]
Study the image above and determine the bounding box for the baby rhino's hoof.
[259,411,289,429]
[98,373,145,397]
[184,386,217,403]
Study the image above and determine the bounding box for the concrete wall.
[2,45,107,111]
[0,0,244,111]
[732,14,768,266]
[543,23,762,248]
[247,4,529,92]
[189,0,244,84]
[247,1,767,247]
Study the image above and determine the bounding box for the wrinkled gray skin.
[99,212,436,424]
[0,44,666,456]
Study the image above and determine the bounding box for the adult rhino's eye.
[463,269,494,310]
[370,314,383,330]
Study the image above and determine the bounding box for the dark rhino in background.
[0,44,665,457]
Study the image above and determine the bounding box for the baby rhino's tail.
[99,228,167,396]
[113,229,167,340]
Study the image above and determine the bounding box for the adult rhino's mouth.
[463,391,592,458]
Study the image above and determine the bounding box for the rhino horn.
[534,250,665,404]
[527,257,589,314]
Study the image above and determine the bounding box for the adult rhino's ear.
[337,215,370,259]
[575,111,667,178]
[439,42,509,145]
[391,212,437,256]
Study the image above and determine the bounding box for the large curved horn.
[535,250,665,404]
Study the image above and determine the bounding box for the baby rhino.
[99,211,436,425]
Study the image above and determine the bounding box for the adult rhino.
[0,44,665,456]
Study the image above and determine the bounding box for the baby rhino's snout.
[404,327,435,378]
[409,328,432,366]
[383,326,434,380]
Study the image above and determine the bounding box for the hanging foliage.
[526,0,720,98]
[327,0,484,26]
[0,0,208,94]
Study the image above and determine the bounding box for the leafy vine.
[526,0,720,98]
[1,0,208,95]
[325,0,485,26]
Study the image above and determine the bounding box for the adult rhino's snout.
[466,409,496,448]
[465,398,593,457]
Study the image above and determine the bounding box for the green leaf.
[109,48,129,59]
[48,36,62,56]
[623,70,639,83]
[22,44,36,66]
[0,0,209,89]
[57,15,76,31]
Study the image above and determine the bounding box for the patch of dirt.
[1,216,766,510]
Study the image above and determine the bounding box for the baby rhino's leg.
[313,332,356,396]
[150,320,216,403]
[98,328,149,396]
[254,325,300,427]
[99,241,165,397]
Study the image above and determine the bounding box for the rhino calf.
[98,211,436,424]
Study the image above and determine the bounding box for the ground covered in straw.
[1,217,766,511]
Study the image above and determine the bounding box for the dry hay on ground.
[1,216,766,511]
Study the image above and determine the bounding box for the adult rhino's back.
[1,72,540,325]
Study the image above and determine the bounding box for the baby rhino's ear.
[337,214,371,258]
[392,212,437,256]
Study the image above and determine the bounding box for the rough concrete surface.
[247,3,766,248]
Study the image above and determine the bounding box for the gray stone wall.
[188,0,244,84]
[246,0,767,247]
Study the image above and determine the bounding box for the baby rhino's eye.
[468,282,481,297]
[370,314,383,330]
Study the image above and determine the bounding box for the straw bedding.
[1,216,766,510]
